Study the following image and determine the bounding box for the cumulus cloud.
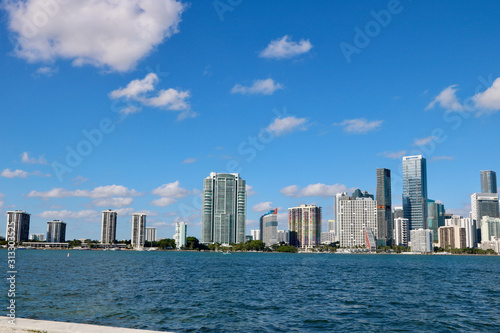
[252,201,274,212]
[150,197,178,207]
[21,152,47,164]
[1,169,50,178]
[72,175,89,185]
[231,78,283,95]
[473,77,500,114]
[27,185,141,198]
[92,197,134,208]
[260,35,313,59]
[109,73,192,119]
[38,209,99,220]
[335,118,383,134]
[426,85,464,111]
[267,116,308,136]
[280,183,349,197]
[246,185,256,196]
[35,66,58,77]
[5,0,185,72]
[378,150,408,159]
[151,181,189,198]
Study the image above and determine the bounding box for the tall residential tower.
[202,173,246,244]
[5,210,30,243]
[480,170,497,194]
[376,168,392,245]
[101,210,117,244]
[288,205,321,248]
[131,213,146,248]
[46,220,66,243]
[402,155,428,232]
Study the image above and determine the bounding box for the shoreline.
[0,316,172,333]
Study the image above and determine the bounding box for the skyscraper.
[410,229,433,253]
[131,213,146,249]
[46,220,66,243]
[6,210,30,243]
[174,222,187,248]
[101,210,117,244]
[202,172,246,244]
[427,199,445,242]
[336,192,377,248]
[480,170,497,194]
[145,227,157,242]
[376,168,392,245]
[471,193,499,225]
[394,217,409,246]
[288,204,321,248]
[402,155,428,232]
[260,209,278,246]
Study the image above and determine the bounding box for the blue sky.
[1,0,500,241]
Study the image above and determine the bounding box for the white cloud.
[109,73,192,118]
[72,175,89,185]
[335,118,383,134]
[413,136,437,146]
[115,208,135,216]
[151,222,170,227]
[151,181,189,198]
[92,197,134,208]
[27,185,141,198]
[252,201,274,212]
[35,66,58,77]
[21,152,47,164]
[150,197,177,207]
[267,116,308,136]
[246,185,256,196]
[5,0,185,72]
[259,35,313,59]
[426,85,464,111]
[378,151,408,159]
[110,73,158,99]
[281,183,349,197]
[38,210,99,220]
[182,158,196,164]
[1,169,50,178]
[473,77,500,114]
[231,78,283,95]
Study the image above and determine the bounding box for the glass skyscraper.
[480,170,497,194]
[402,155,428,232]
[427,199,445,242]
[376,168,392,245]
[202,173,246,244]
[260,209,278,246]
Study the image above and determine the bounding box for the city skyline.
[1,1,500,241]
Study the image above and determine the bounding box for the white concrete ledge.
[0,316,172,333]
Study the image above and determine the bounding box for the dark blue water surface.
[3,250,500,332]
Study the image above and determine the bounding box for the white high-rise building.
[29,233,45,241]
[336,192,377,248]
[131,213,146,249]
[445,216,477,248]
[6,210,30,243]
[481,217,500,243]
[202,173,246,244]
[277,230,289,244]
[101,210,117,244]
[145,227,157,242]
[260,209,278,246]
[47,220,67,243]
[251,229,261,241]
[471,193,499,225]
[174,222,187,249]
[410,229,433,253]
[394,217,409,247]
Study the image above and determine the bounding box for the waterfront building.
[46,220,66,243]
[260,209,278,246]
[480,216,500,243]
[410,229,432,253]
[277,230,289,244]
[131,213,146,249]
[480,237,500,253]
[438,225,466,249]
[145,227,157,242]
[471,193,499,224]
[427,199,445,242]
[376,168,392,246]
[321,231,336,244]
[5,210,30,243]
[336,192,377,248]
[250,229,261,241]
[445,216,477,248]
[101,209,117,244]
[174,222,187,248]
[29,233,45,241]
[327,219,335,232]
[202,172,246,244]
[480,170,497,194]
[394,217,409,247]
[402,155,428,232]
[288,204,321,248]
